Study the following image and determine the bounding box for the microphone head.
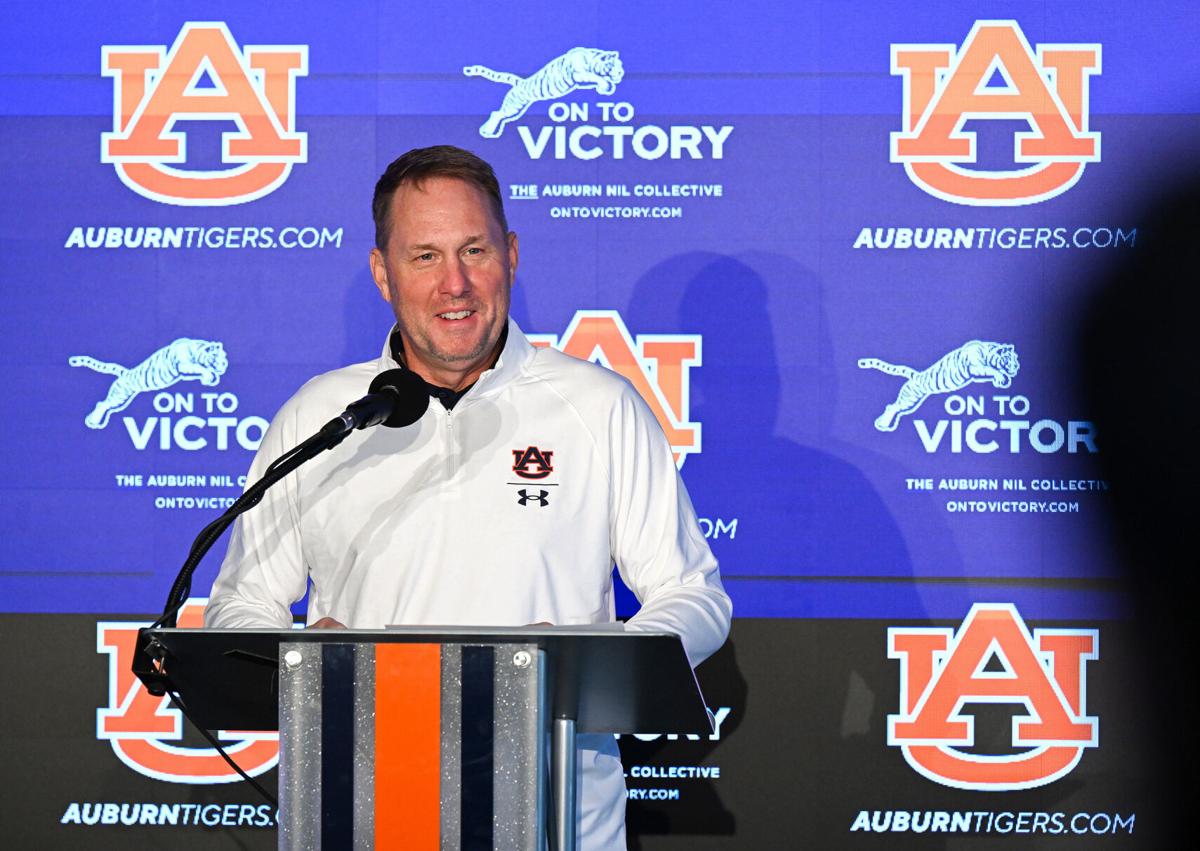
[368,369,430,427]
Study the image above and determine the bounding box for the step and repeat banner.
[2,1,1194,847]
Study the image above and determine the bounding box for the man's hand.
[309,617,346,629]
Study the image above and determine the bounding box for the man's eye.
[464,247,483,256]
[415,252,435,262]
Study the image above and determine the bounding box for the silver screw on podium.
[512,650,532,668]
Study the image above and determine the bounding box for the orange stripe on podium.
[375,643,441,849]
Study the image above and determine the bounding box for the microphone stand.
[126,370,429,810]
[134,366,428,694]
[135,417,352,695]
[121,418,358,810]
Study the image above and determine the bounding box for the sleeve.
[607,385,732,667]
[203,395,309,629]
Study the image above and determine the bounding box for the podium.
[133,626,712,850]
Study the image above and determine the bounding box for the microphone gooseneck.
[326,368,430,436]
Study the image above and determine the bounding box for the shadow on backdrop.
[619,252,926,845]
[625,251,915,609]
[1075,173,1198,847]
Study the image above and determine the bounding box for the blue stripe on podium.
[460,645,495,850]
[321,643,355,847]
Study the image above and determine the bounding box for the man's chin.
[429,340,492,367]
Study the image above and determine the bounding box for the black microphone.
[330,368,430,434]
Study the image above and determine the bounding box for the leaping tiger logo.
[464,47,625,138]
[69,338,229,429]
[859,341,1019,432]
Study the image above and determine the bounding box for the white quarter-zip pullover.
[206,320,731,848]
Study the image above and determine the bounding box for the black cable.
[166,690,278,810]
[264,425,334,476]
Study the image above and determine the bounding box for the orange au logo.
[888,603,1098,790]
[891,20,1100,205]
[96,599,279,783]
[101,22,308,206]
[529,310,701,467]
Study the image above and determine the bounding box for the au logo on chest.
[512,445,555,479]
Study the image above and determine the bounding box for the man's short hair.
[372,145,509,250]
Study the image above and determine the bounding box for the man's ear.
[507,231,519,283]
[369,247,391,304]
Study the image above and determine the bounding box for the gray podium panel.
[277,641,543,851]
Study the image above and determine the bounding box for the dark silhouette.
[1076,174,1199,847]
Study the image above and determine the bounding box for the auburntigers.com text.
[850,809,1135,836]
[61,801,276,828]
[852,226,1136,250]
[64,225,343,250]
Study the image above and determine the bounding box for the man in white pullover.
[205,145,731,849]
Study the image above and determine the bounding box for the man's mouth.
[437,310,475,321]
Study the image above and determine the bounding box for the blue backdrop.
[1,2,1193,845]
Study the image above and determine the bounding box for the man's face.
[369,176,518,389]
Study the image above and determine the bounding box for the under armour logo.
[517,489,549,507]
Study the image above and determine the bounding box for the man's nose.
[441,257,471,297]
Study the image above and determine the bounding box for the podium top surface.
[137,626,712,735]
